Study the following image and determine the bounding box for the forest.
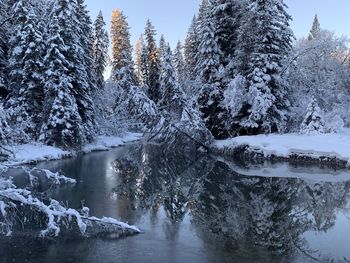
[1,0,349,158]
[1,0,350,261]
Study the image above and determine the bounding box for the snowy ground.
[212,131,350,166]
[2,132,143,166]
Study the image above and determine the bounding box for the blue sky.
[86,0,350,48]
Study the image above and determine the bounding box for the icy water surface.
[1,144,350,263]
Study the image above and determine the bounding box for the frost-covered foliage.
[232,0,294,134]
[6,0,45,141]
[173,41,186,85]
[0,103,11,144]
[286,29,350,130]
[142,20,161,103]
[0,168,140,238]
[222,75,247,121]
[300,97,325,135]
[95,80,159,135]
[195,2,222,84]
[0,0,98,149]
[115,85,160,132]
[152,45,213,147]
[39,0,97,148]
[184,16,199,81]
[0,103,12,161]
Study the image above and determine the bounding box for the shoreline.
[210,133,350,170]
[0,132,143,168]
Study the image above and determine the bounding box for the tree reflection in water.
[112,144,350,260]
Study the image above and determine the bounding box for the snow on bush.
[300,96,325,135]
[222,75,247,118]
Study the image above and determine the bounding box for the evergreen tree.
[195,1,229,138]
[41,0,95,147]
[143,19,161,103]
[40,14,83,148]
[6,1,45,139]
[184,16,199,80]
[74,0,97,142]
[110,9,135,87]
[134,35,144,85]
[156,45,212,146]
[160,45,186,118]
[0,0,10,99]
[158,34,167,65]
[197,0,209,29]
[234,0,294,134]
[173,41,185,84]
[211,0,242,67]
[93,11,109,89]
[300,96,325,135]
[195,3,222,84]
[0,102,11,144]
[308,15,321,41]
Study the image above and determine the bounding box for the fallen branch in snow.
[0,170,140,238]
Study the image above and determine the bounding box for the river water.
[1,144,350,263]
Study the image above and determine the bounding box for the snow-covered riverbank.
[2,132,143,166]
[211,132,350,167]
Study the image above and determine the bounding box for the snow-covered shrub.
[117,85,160,131]
[0,103,12,161]
[222,75,247,118]
[95,80,160,135]
[325,111,345,133]
[0,102,11,144]
[300,97,325,135]
[286,30,350,129]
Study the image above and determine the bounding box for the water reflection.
[111,145,350,261]
[1,144,350,262]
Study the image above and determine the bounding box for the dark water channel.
[1,144,350,263]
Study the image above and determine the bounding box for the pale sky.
[85,0,350,48]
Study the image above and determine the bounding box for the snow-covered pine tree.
[0,102,11,144]
[40,0,93,148]
[211,0,242,67]
[195,2,229,138]
[184,16,199,80]
[77,0,96,91]
[140,39,149,88]
[0,102,11,160]
[93,11,109,90]
[234,0,294,135]
[173,41,186,85]
[160,45,185,118]
[195,2,221,84]
[158,34,167,65]
[0,0,10,99]
[143,19,161,103]
[156,45,212,147]
[110,9,135,87]
[197,0,209,31]
[134,36,144,85]
[308,15,321,41]
[300,96,325,135]
[75,0,98,142]
[6,0,46,140]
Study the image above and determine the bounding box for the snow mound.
[8,143,71,165]
[83,133,143,153]
[212,133,350,166]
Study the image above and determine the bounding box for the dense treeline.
[1,0,350,152]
